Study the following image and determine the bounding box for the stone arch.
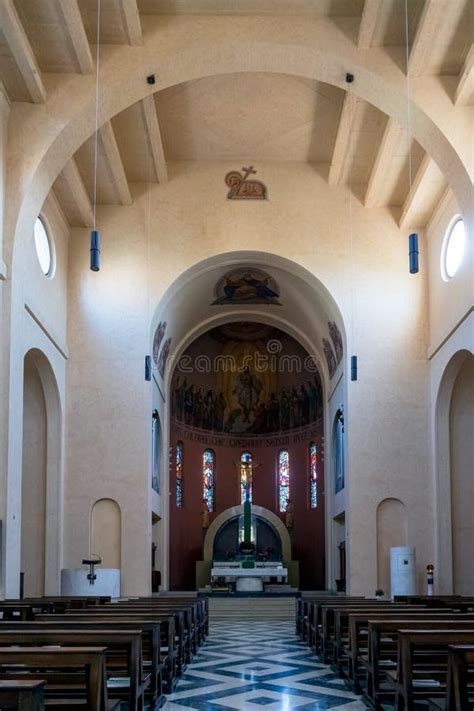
[203,504,292,563]
[6,40,473,270]
[90,498,122,570]
[434,348,473,592]
[20,348,62,596]
[376,497,408,597]
[153,250,342,588]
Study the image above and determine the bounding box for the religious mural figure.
[322,337,337,379]
[157,337,172,378]
[171,326,324,434]
[152,321,167,364]
[225,166,267,200]
[233,366,263,423]
[328,320,343,365]
[285,499,294,529]
[212,268,281,305]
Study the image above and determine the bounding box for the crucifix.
[235,457,261,551]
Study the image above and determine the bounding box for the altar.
[211,563,288,592]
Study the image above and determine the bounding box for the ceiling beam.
[99,121,132,206]
[408,0,447,76]
[454,44,474,106]
[57,0,94,74]
[118,0,142,46]
[364,118,402,207]
[328,92,354,186]
[398,152,432,228]
[358,0,383,49]
[61,158,95,228]
[141,96,168,184]
[0,0,46,103]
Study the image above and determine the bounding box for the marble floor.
[165,621,367,710]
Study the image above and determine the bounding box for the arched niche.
[435,349,473,592]
[152,251,342,591]
[21,348,62,597]
[90,499,122,570]
[376,498,408,597]
[449,355,474,595]
[203,504,292,563]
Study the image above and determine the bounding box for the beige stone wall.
[62,160,435,595]
[427,192,473,356]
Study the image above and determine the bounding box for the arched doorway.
[435,349,474,593]
[149,252,347,591]
[20,349,62,597]
[449,356,474,595]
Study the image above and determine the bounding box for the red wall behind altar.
[169,424,325,590]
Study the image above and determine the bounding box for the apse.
[168,321,327,590]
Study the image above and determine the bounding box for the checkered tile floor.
[165,621,367,709]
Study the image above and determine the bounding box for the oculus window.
[34,217,54,277]
[441,217,465,281]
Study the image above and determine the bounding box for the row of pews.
[0,593,208,710]
[296,594,474,710]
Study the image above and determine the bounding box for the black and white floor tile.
[165,621,367,710]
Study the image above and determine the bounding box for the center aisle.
[165,620,367,709]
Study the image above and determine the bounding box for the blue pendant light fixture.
[404,1,418,275]
[145,356,152,381]
[90,0,101,272]
[409,233,419,274]
[351,355,358,381]
[90,229,100,271]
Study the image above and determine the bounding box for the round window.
[441,217,466,281]
[34,217,54,277]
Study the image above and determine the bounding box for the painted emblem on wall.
[157,337,172,379]
[212,268,281,306]
[322,337,337,379]
[328,320,343,365]
[152,321,167,364]
[225,166,267,200]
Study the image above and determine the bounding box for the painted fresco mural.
[172,322,323,435]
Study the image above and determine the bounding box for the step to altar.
[208,596,297,621]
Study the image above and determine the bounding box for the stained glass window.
[278,449,290,513]
[175,441,183,507]
[152,410,161,494]
[240,451,253,504]
[203,449,215,512]
[309,442,317,508]
[334,409,345,494]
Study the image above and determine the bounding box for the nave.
[166,621,365,711]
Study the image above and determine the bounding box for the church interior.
[0,1,473,709]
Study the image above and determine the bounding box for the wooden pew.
[303,596,365,652]
[296,596,364,644]
[0,680,46,710]
[36,613,177,693]
[0,629,148,711]
[0,646,114,711]
[109,601,197,663]
[67,603,193,671]
[350,616,474,706]
[0,619,166,706]
[320,603,417,664]
[445,644,474,711]
[366,620,474,709]
[394,629,474,710]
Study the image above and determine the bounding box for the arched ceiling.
[150,251,346,390]
[1,0,472,264]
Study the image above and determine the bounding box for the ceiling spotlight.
[147,74,156,85]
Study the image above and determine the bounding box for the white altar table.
[211,565,288,591]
